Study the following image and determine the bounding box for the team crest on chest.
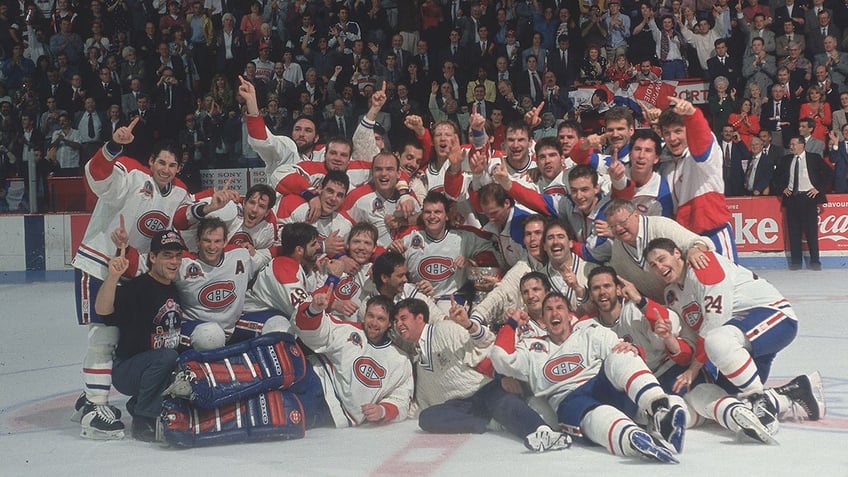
[336,277,360,299]
[529,341,547,353]
[681,301,704,330]
[543,354,585,383]
[418,257,454,281]
[353,356,386,388]
[137,210,169,237]
[197,281,237,308]
[229,231,254,246]
[184,262,205,279]
[411,235,423,249]
[347,332,363,348]
[372,197,384,213]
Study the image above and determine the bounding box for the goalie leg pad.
[178,332,309,408]
[161,390,307,448]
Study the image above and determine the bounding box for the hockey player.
[644,238,825,427]
[275,170,355,258]
[613,130,674,218]
[647,97,737,260]
[390,191,499,312]
[160,294,414,447]
[570,106,636,195]
[72,117,195,439]
[242,222,346,333]
[317,222,380,321]
[173,183,278,251]
[364,251,446,322]
[476,182,535,267]
[539,218,596,315]
[493,163,614,263]
[394,298,573,453]
[491,291,687,463]
[342,152,421,247]
[603,199,714,302]
[96,230,186,441]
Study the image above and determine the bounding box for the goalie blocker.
[161,332,331,447]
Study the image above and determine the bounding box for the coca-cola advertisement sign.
[726,196,848,253]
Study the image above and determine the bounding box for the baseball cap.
[151,230,188,252]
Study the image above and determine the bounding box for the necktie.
[530,72,539,100]
[338,116,345,136]
[724,143,731,164]
[482,41,486,53]
[88,112,95,138]
[746,156,756,189]
[452,45,456,55]
[822,27,827,36]
[792,156,800,192]
[396,49,403,68]
[661,32,671,61]
[720,56,725,65]
[477,100,484,116]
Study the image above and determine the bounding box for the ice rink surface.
[1,269,847,477]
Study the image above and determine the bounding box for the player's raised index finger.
[534,101,545,115]
[471,101,477,115]
[126,116,140,132]
[119,213,125,229]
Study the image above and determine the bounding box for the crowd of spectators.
[2,0,848,212]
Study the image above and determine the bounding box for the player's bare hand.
[206,178,237,213]
[308,283,335,314]
[446,135,463,168]
[807,187,820,198]
[332,298,360,316]
[113,116,139,144]
[323,229,346,256]
[397,194,416,218]
[337,255,361,274]
[469,102,486,132]
[241,241,256,256]
[447,296,471,328]
[370,81,387,110]
[524,101,544,129]
[361,403,385,422]
[110,214,129,247]
[612,340,638,355]
[594,218,612,238]
[500,376,524,396]
[636,99,661,123]
[238,75,260,115]
[404,115,425,136]
[388,238,407,254]
[653,314,672,338]
[672,368,698,394]
[108,245,129,277]
[306,196,322,223]
[583,133,605,151]
[491,161,512,190]
[686,246,709,269]
[468,148,487,175]
[325,258,346,277]
[416,279,434,296]
[667,96,695,115]
[563,269,578,289]
[617,275,642,303]
[607,151,626,181]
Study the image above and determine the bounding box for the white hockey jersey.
[243,256,317,319]
[173,199,277,252]
[73,145,194,280]
[275,194,355,243]
[342,184,421,247]
[296,308,414,427]
[396,226,497,299]
[491,319,619,410]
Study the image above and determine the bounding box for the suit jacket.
[774,152,831,204]
[720,140,751,197]
[214,29,246,70]
[804,136,826,156]
[467,99,497,119]
[775,34,806,59]
[707,56,743,91]
[743,54,777,97]
[774,5,805,33]
[806,24,841,56]
[829,140,848,192]
[760,98,798,138]
[515,69,545,105]
[91,80,122,111]
[149,55,187,83]
[73,110,109,142]
[57,84,86,115]
[814,51,848,86]
[745,151,776,195]
[547,48,580,88]
[121,91,143,117]
[805,7,834,35]
[322,114,356,140]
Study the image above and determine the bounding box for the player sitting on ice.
[160,293,413,447]
[393,297,572,453]
[644,238,825,431]
[490,291,687,463]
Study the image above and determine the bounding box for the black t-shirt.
[103,274,183,360]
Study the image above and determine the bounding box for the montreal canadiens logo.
[543,354,584,383]
[353,356,386,388]
[681,302,703,330]
[137,210,169,237]
[197,281,237,308]
[336,277,359,299]
[229,231,254,246]
[418,257,454,281]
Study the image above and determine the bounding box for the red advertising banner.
[726,195,848,253]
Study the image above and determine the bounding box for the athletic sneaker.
[628,429,679,464]
[747,393,779,435]
[132,416,157,442]
[70,392,122,423]
[649,400,687,454]
[80,403,125,440]
[730,404,779,445]
[523,425,573,453]
[774,372,826,421]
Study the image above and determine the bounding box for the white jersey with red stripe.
[395,226,497,299]
[73,145,193,280]
[242,256,314,318]
[275,194,355,243]
[662,251,796,361]
[491,318,620,410]
[537,169,570,204]
[658,109,731,234]
[295,307,413,428]
[174,199,277,251]
[313,263,373,322]
[342,184,421,247]
[544,256,596,313]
